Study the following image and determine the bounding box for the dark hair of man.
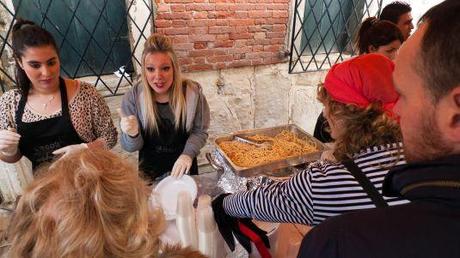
[417,0,460,102]
[11,18,59,96]
[380,1,412,24]
[355,17,404,55]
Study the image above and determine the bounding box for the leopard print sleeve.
[69,81,117,148]
[0,90,20,130]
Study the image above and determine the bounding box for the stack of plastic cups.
[176,191,198,249]
[197,194,225,258]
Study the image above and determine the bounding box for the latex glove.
[0,129,21,156]
[52,143,88,159]
[117,108,139,137]
[171,154,192,178]
[211,194,270,255]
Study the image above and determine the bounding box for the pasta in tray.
[218,130,318,167]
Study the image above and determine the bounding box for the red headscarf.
[324,53,398,116]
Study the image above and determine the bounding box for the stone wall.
[183,62,327,161]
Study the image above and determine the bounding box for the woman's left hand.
[171,154,192,178]
[52,143,88,159]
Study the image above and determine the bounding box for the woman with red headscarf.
[211,54,409,255]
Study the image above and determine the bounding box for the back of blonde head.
[141,34,186,134]
[7,149,164,258]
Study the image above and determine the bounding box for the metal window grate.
[0,0,154,95]
[289,0,383,74]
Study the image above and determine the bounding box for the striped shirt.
[223,143,409,226]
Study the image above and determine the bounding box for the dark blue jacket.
[298,154,460,258]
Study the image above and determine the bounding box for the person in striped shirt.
[212,54,409,254]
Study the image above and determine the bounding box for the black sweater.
[298,154,460,258]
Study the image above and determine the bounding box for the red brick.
[248,10,271,18]
[185,4,215,11]
[215,62,227,69]
[164,0,193,3]
[193,11,208,19]
[171,4,186,12]
[172,20,188,27]
[229,33,252,40]
[215,4,237,11]
[155,20,173,28]
[188,20,209,27]
[267,4,289,10]
[173,43,193,51]
[228,60,251,68]
[194,42,207,49]
[214,40,234,47]
[264,45,282,52]
[172,35,189,43]
[162,27,189,35]
[157,4,170,12]
[272,10,288,18]
[209,26,232,34]
[190,26,208,34]
[234,11,248,18]
[266,32,285,38]
[229,19,255,26]
[207,54,234,63]
[155,1,291,72]
[193,57,206,64]
[179,57,193,65]
[188,64,213,70]
[270,38,285,44]
[189,34,216,41]
[189,49,227,57]
[272,24,286,32]
[232,26,248,33]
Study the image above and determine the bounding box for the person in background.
[380,1,414,40]
[0,19,117,170]
[5,148,206,258]
[356,17,404,60]
[314,16,404,143]
[212,54,408,254]
[119,34,210,181]
[298,1,460,257]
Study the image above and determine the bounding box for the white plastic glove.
[0,129,21,157]
[52,143,88,159]
[117,108,139,137]
[171,154,192,178]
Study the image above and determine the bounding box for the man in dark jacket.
[298,1,460,258]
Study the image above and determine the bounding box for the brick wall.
[154,0,290,72]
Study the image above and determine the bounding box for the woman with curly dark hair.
[212,54,408,254]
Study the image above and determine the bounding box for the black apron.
[16,78,84,169]
[343,159,388,208]
[139,102,198,181]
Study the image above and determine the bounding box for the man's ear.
[446,86,460,143]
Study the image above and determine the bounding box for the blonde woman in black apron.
[119,34,210,182]
[0,19,117,170]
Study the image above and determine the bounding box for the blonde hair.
[7,149,165,258]
[141,34,187,134]
[317,84,402,162]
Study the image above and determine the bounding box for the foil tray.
[213,124,327,177]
